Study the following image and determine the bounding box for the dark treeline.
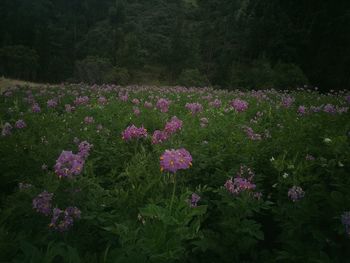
[0,0,349,90]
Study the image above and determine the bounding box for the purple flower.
[144,101,153,108]
[122,125,148,141]
[54,151,85,178]
[288,186,305,202]
[244,126,262,140]
[74,96,89,106]
[78,141,93,159]
[160,148,192,173]
[323,104,337,114]
[119,92,129,102]
[33,191,54,216]
[297,106,307,116]
[188,193,201,208]
[164,116,183,135]
[152,130,168,144]
[84,116,94,124]
[209,99,221,108]
[230,99,249,112]
[281,96,294,108]
[133,107,141,116]
[341,211,350,236]
[156,98,171,113]
[1,122,12,136]
[49,206,81,232]
[47,99,58,108]
[132,98,140,105]
[15,119,26,129]
[65,104,75,113]
[98,96,108,105]
[31,103,41,113]
[224,177,256,195]
[185,102,203,115]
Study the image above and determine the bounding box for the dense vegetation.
[1,0,350,89]
[0,84,349,262]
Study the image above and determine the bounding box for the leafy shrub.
[273,63,308,89]
[74,56,112,84]
[103,67,130,85]
[178,69,208,87]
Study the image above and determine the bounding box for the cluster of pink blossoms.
[122,124,148,141]
[224,166,261,198]
[185,102,203,115]
[156,98,171,112]
[230,99,249,112]
[160,148,192,173]
[74,96,89,106]
[152,116,183,144]
[54,141,92,178]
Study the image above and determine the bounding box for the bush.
[74,56,112,84]
[273,63,308,89]
[178,68,208,87]
[230,60,308,90]
[103,67,130,85]
[0,45,39,80]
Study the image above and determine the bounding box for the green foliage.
[178,69,208,87]
[74,56,112,84]
[103,67,130,85]
[0,82,349,262]
[0,46,39,80]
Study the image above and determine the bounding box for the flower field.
[0,84,350,262]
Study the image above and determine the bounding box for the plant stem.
[169,173,177,214]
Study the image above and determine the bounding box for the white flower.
[338,161,344,167]
[272,183,278,188]
[282,173,289,179]
[270,157,275,162]
[324,138,332,143]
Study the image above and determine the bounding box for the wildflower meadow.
[0,84,349,262]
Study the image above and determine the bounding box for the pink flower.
[160,148,192,173]
[122,125,148,141]
[230,99,249,112]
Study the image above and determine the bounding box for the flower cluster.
[244,126,262,140]
[47,99,58,108]
[152,130,168,144]
[49,206,81,232]
[15,119,26,129]
[74,96,89,106]
[122,125,148,141]
[1,122,13,136]
[164,116,183,135]
[281,96,294,108]
[84,116,94,124]
[156,98,171,112]
[54,151,85,178]
[160,148,192,173]
[209,99,221,108]
[78,141,93,159]
[288,186,305,202]
[32,191,54,216]
[65,104,75,113]
[230,99,249,112]
[188,193,201,208]
[224,166,260,197]
[98,96,108,105]
[224,177,256,195]
[297,106,307,116]
[185,102,203,115]
[31,103,41,113]
[118,92,129,102]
